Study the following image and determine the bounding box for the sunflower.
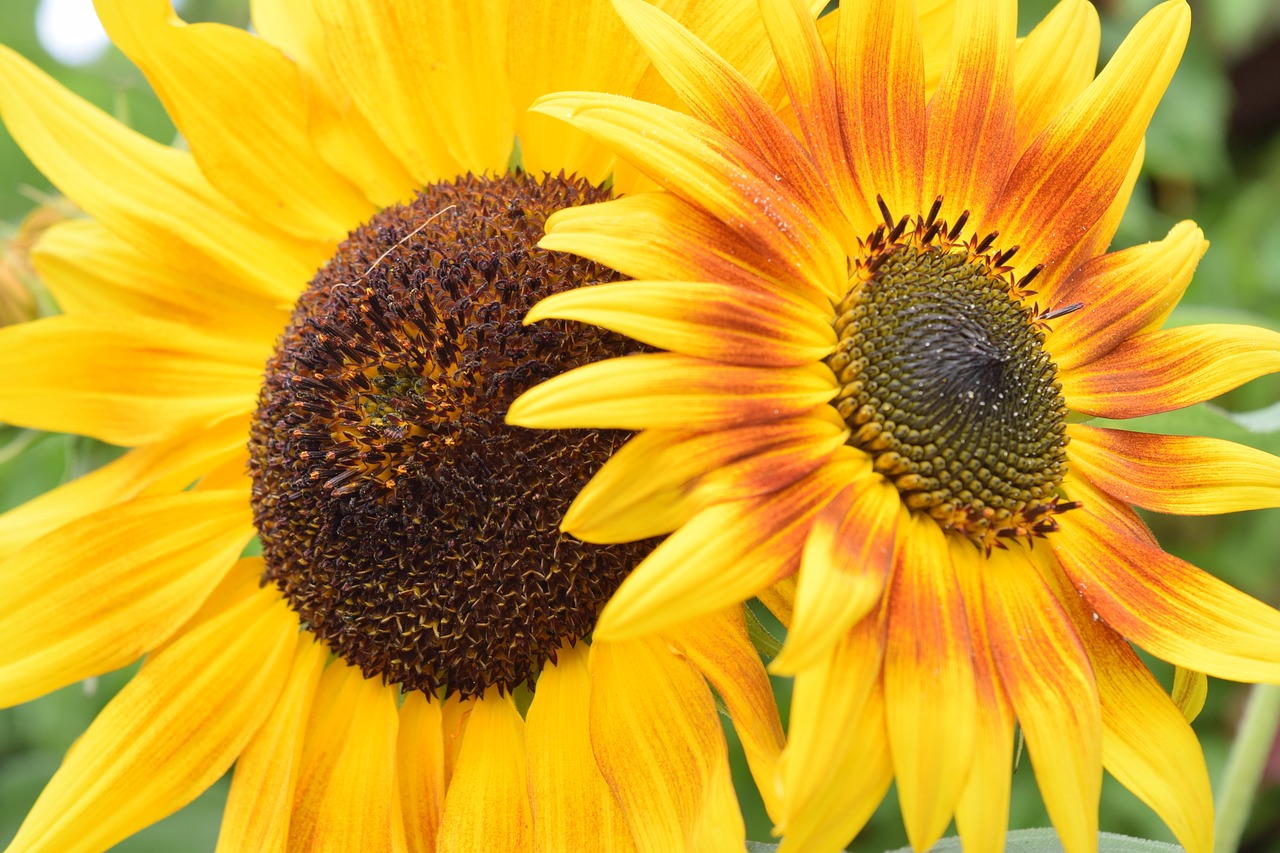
[508,0,1280,851]
[0,2,807,850]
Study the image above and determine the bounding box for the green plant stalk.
[1214,683,1280,853]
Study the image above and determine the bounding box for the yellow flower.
[0,2,803,850]
[509,1,1280,851]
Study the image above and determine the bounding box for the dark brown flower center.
[827,205,1071,549]
[248,172,647,697]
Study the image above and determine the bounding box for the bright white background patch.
[35,0,109,66]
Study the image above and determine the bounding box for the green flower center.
[248,173,646,698]
[828,207,1071,548]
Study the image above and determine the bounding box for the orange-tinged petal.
[952,540,1015,853]
[563,414,848,543]
[0,490,251,709]
[1045,221,1207,370]
[994,0,1189,280]
[777,682,893,853]
[594,458,860,641]
[525,642,634,853]
[983,548,1101,853]
[1054,507,1280,683]
[397,691,446,853]
[312,0,512,182]
[437,690,530,851]
[528,280,834,367]
[290,661,407,853]
[1061,469,1157,546]
[772,477,900,674]
[663,608,786,821]
[780,612,885,834]
[6,586,296,853]
[1036,551,1214,853]
[1012,0,1100,158]
[0,315,264,446]
[34,219,290,344]
[1060,324,1280,419]
[0,46,326,304]
[507,353,835,431]
[531,93,846,296]
[589,635,743,853]
[882,517,976,851]
[540,193,829,308]
[922,0,1017,227]
[1067,424,1280,515]
[217,634,327,853]
[95,0,373,242]
[836,0,927,224]
[0,414,248,554]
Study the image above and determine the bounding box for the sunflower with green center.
[509,1,1280,851]
[0,2,816,850]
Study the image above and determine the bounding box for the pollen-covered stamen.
[828,206,1071,549]
[249,172,649,698]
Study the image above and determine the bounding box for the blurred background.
[2,0,1279,849]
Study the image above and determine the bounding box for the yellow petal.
[663,608,786,821]
[507,353,835,431]
[525,642,635,853]
[6,586,296,853]
[589,636,743,853]
[1012,0,1101,158]
[918,0,958,98]
[0,45,327,304]
[397,691,446,853]
[312,0,512,182]
[1067,424,1280,515]
[95,0,374,241]
[216,634,327,853]
[437,689,532,852]
[0,490,252,709]
[594,459,859,641]
[882,516,976,851]
[1172,667,1208,724]
[983,548,1101,853]
[0,315,263,446]
[289,661,407,853]
[772,477,900,674]
[0,414,248,554]
[526,279,835,367]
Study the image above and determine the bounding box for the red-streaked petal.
[1036,550,1214,853]
[1046,221,1208,370]
[664,608,787,822]
[525,643,635,853]
[922,0,1017,227]
[0,491,252,709]
[7,587,295,853]
[835,0,927,225]
[589,636,743,853]
[593,457,861,641]
[506,353,835,431]
[994,0,1189,280]
[1011,0,1100,158]
[397,691,446,853]
[882,516,976,851]
[983,548,1101,853]
[1060,324,1280,419]
[1068,424,1280,515]
[1054,505,1280,682]
[562,414,848,543]
[772,477,901,674]
[531,92,846,296]
[216,634,327,853]
[526,279,835,367]
[540,193,830,308]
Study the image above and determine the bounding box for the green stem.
[1215,683,1280,853]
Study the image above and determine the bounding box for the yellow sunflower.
[509,0,1280,851]
[0,2,812,850]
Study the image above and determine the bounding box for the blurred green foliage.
[2,0,1280,850]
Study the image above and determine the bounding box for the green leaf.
[744,602,784,661]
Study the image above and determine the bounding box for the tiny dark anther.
[248,172,648,699]
[1039,301,1085,322]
